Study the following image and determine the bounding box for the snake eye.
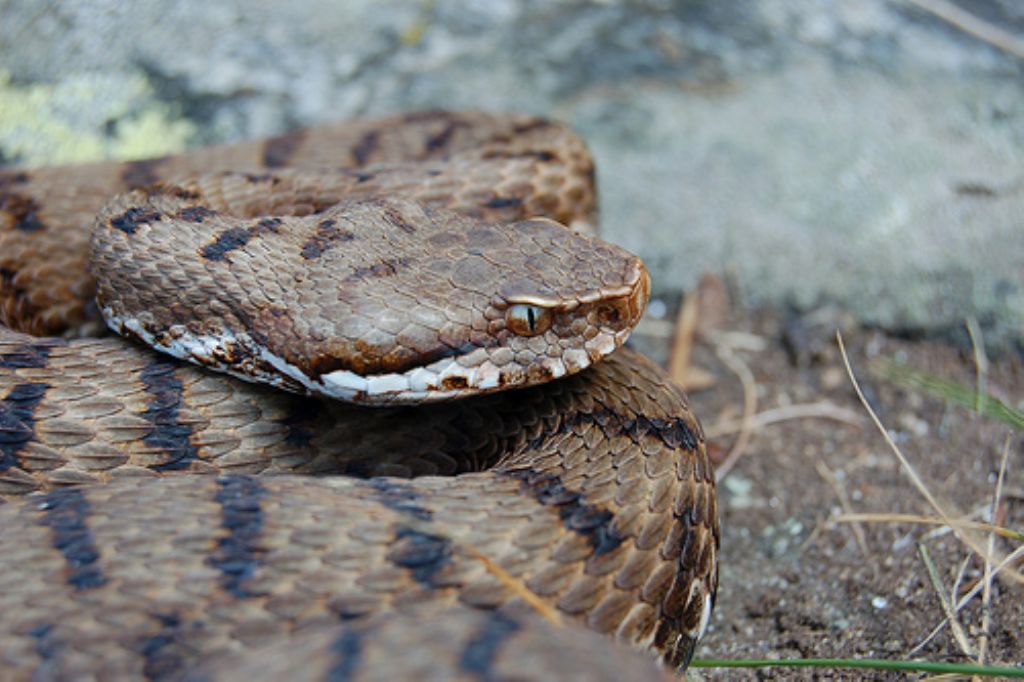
[506,304,552,336]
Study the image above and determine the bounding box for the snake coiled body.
[0,111,718,680]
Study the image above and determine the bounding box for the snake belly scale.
[0,111,718,680]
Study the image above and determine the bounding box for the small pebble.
[647,298,667,319]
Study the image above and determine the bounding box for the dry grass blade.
[835,332,1023,584]
[915,541,1024,657]
[973,314,994,668]
[918,543,977,658]
[966,317,988,415]
[980,437,1012,665]
[833,513,1021,542]
[956,544,1024,612]
[461,545,563,626]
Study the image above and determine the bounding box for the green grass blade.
[691,657,1024,677]
[873,359,1024,431]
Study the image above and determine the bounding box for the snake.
[0,111,719,680]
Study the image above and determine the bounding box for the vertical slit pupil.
[527,306,536,332]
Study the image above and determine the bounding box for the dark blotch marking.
[327,628,364,682]
[365,478,433,521]
[628,414,700,451]
[458,611,521,680]
[208,475,266,598]
[31,622,63,662]
[523,150,556,162]
[176,205,217,222]
[300,218,355,260]
[1,382,49,471]
[110,206,161,235]
[512,119,555,135]
[506,409,702,555]
[167,185,202,201]
[352,130,379,166]
[139,358,199,471]
[120,157,168,188]
[37,487,108,590]
[550,409,700,454]
[1,191,46,231]
[382,204,416,234]
[201,218,281,261]
[387,526,451,587]
[0,341,54,369]
[139,612,191,679]
[346,257,409,282]
[481,149,556,163]
[423,120,467,155]
[262,129,308,168]
[506,469,623,557]
[485,196,522,210]
[201,226,252,261]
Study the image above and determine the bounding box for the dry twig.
[705,401,863,438]
[816,461,872,564]
[668,290,699,386]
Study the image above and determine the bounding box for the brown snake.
[0,111,718,680]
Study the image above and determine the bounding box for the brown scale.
[0,112,717,679]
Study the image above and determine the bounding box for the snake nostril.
[596,304,621,327]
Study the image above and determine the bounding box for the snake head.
[95,185,649,405]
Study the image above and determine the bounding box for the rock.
[1,0,1021,348]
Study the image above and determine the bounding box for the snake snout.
[609,264,650,329]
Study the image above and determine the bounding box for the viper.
[0,111,718,680]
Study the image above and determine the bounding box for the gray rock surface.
[1,0,1021,348]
